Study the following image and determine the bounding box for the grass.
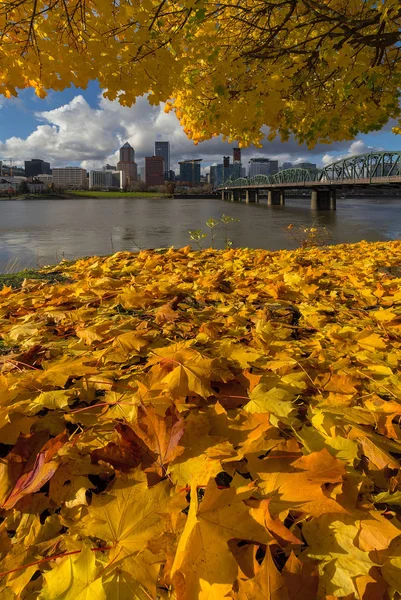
[69,190,168,198]
[0,268,71,289]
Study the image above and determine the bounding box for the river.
[0,195,400,272]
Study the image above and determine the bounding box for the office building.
[35,174,53,185]
[229,162,242,180]
[155,141,170,180]
[89,170,123,190]
[52,167,88,189]
[119,142,135,163]
[210,161,246,187]
[179,159,202,186]
[248,158,279,177]
[210,164,223,188]
[297,162,317,170]
[281,162,294,170]
[233,147,241,163]
[117,142,137,188]
[25,159,51,178]
[145,156,164,186]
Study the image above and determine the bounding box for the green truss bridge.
[215,152,401,210]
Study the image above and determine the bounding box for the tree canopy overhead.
[1,0,401,147]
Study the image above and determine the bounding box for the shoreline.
[0,192,170,201]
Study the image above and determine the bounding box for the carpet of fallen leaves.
[2,241,401,599]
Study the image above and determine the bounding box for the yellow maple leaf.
[79,471,181,596]
[171,480,271,599]
[147,343,232,399]
[40,545,105,600]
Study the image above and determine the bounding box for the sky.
[1,83,401,174]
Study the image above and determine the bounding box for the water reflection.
[0,196,400,271]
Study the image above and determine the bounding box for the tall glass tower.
[155,141,170,180]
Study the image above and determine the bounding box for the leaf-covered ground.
[1,241,401,599]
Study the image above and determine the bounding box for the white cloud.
[321,140,384,166]
[0,92,366,171]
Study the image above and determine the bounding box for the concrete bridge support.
[267,190,285,205]
[230,189,241,202]
[311,189,336,210]
[329,189,336,211]
[245,189,258,203]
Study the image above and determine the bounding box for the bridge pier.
[245,189,258,203]
[268,190,285,205]
[330,189,336,211]
[230,189,241,202]
[311,189,336,210]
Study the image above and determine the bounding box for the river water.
[0,195,400,271]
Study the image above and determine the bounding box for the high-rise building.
[119,142,135,163]
[89,170,123,189]
[210,164,223,188]
[233,147,241,163]
[155,141,170,180]
[52,167,88,189]
[145,156,164,186]
[117,142,137,188]
[222,156,231,183]
[248,158,278,177]
[25,159,51,178]
[178,159,202,186]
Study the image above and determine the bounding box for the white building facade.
[52,167,88,189]
[248,158,279,177]
[89,170,123,190]
[35,174,53,185]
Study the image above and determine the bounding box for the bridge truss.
[219,152,401,188]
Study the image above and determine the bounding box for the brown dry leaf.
[132,403,186,475]
[2,431,67,509]
[248,499,302,547]
[282,552,319,600]
[91,422,156,471]
[236,546,289,600]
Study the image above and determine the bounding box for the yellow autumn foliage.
[0,1,401,145]
[1,241,401,598]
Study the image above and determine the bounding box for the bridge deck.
[217,175,401,191]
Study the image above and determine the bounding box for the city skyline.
[0,85,399,175]
[1,147,317,184]
[0,140,377,179]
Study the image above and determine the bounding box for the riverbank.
[1,190,169,200]
[1,241,401,598]
[69,190,169,199]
